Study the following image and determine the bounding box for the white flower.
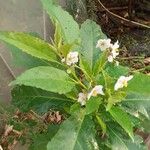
[78,92,87,106]
[114,75,133,91]
[96,39,111,51]
[111,49,119,58]
[111,41,119,51]
[91,139,99,150]
[116,61,119,66]
[61,58,65,63]
[108,41,119,63]
[88,85,105,100]
[108,55,114,62]
[62,52,79,66]
[0,145,3,150]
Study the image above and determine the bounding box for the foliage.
[0,0,150,149]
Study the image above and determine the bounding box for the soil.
[87,0,150,73]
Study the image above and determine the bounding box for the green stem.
[71,68,87,89]
[75,65,93,81]
[102,70,107,88]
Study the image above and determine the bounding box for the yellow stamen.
[92,90,98,97]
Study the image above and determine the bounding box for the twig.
[0,54,16,79]
[97,0,150,29]
[120,56,144,60]
[99,6,128,12]
[128,0,134,19]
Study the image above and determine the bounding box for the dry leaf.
[4,125,13,137]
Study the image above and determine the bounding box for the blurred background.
[0,0,66,102]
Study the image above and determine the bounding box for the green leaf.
[59,43,74,57]
[124,93,150,108]
[7,44,48,69]
[106,91,126,110]
[11,66,75,94]
[96,115,106,134]
[109,106,134,140]
[47,109,99,150]
[127,73,150,95]
[122,93,150,118]
[108,127,128,150]
[41,0,79,44]
[54,22,62,48]
[86,97,102,114]
[124,140,148,150]
[106,64,129,78]
[12,86,73,113]
[79,56,93,80]
[108,127,148,150]
[80,19,106,69]
[0,31,57,62]
[29,124,60,150]
[6,32,50,69]
[93,51,108,76]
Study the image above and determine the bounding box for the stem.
[120,56,144,60]
[102,70,107,88]
[131,66,150,73]
[71,77,87,89]
[75,65,93,81]
[71,68,87,89]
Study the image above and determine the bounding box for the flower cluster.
[114,75,133,91]
[96,39,119,65]
[61,38,133,106]
[78,75,133,106]
[62,51,79,66]
[78,85,105,106]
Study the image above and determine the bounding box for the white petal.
[112,50,119,58]
[94,85,105,95]
[61,58,65,63]
[66,60,72,66]
[114,76,125,91]
[114,82,121,91]
[66,51,79,66]
[114,75,133,91]
[78,93,87,106]
[96,39,111,51]
[111,41,119,50]
[126,75,133,81]
[113,41,119,49]
[116,61,119,66]
[88,85,105,99]
[108,55,114,62]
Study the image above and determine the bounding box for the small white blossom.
[110,41,119,51]
[111,49,119,58]
[108,55,114,62]
[108,41,119,63]
[61,58,65,63]
[114,75,133,91]
[88,85,105,100]
[96,39,111,51]
[133,111,139,118]
[116,61,119,66]
[61,52,79,66]
[78,92,87,106]
[66,52,78,66]
[67,69,72,74]
[91,139,99,150]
